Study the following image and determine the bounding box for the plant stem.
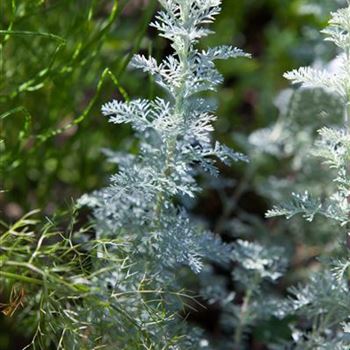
[0,271,42,286]
[233,286,253,349]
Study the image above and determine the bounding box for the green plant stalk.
[0,271,42,286]
[234,273,260,349]
[233,287,253,349]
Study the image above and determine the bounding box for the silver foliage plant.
[267,3,350,225]
[198,239,287,350]
[80,0,249,273]
[79,0,250,347]
[267,3,350,348]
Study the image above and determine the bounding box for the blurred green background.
[0,0,342,348]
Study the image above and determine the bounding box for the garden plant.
[1,0,350,349]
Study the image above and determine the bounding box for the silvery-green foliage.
[231,240,287,283]
[285,271,350,319]
[79,0,249,347]
[266,190,350,224]
[249,87,342,160]
[81,0,249,273]
[197,240,287,350]
[230,240,287,348]
[245,74,344,249]
[271,334,350,350]
[267,3,350,348]
[298,0,346,17]
[249,85,343,205]
[271,273,350,349]
[267,4,350,226]
[291,0,346,72]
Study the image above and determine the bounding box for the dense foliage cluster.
[266,4,350,347]
[2,0,350,349]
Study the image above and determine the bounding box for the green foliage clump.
[0,0,155,212]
